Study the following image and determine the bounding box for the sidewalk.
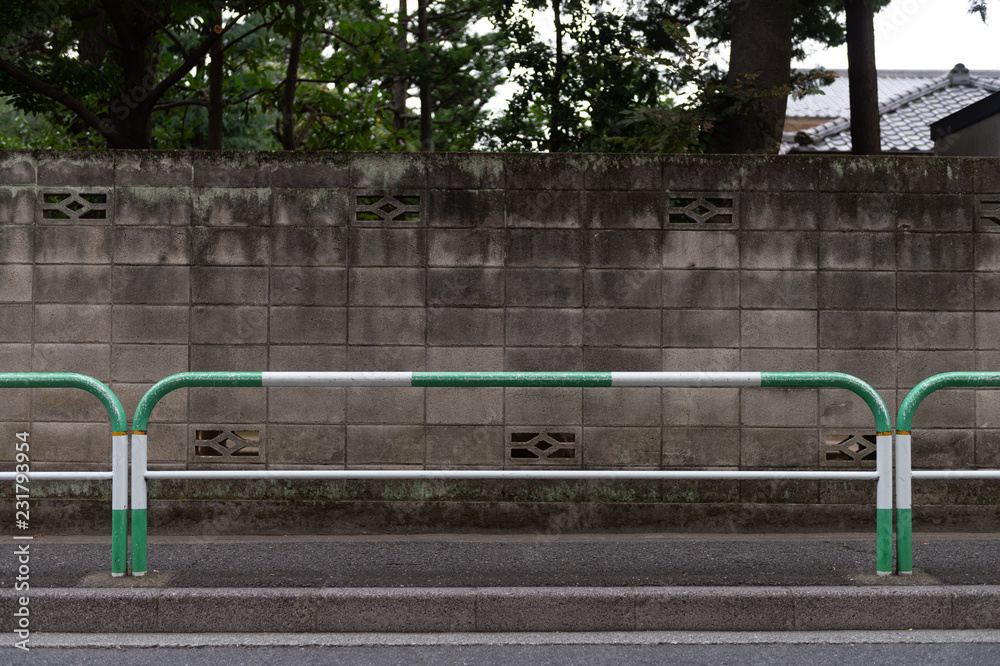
[3,533,1000,632]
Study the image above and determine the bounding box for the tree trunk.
[845,0,881,154]
[280,27,304,150]
[393,0,409,134]
[548,0,565,152]
[711,0,794,153]
[418,0,433,151]
[208,22,224,150]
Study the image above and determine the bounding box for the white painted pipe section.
[145,470,878,480]
[895,433,912,512]
[0,472,114,480]
[912,470,1000,479]
[131,434,148,512]
[876,434,892,511]
[262,372,412,387]
[610,372,762,387]
[112,434,128,513]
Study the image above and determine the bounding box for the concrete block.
[0,226,32,263]
[349,228,425,266]
[429,229,505,266]
[315,588,476,632]
[115,152,193,186]
[635,588,794,631]
[424,189,504,228]
[741,310,817,348]
[583,154,660,190]
[428,268,504,307]
[428,153,504,188]
[953,588,1000,629]
[898,158,977,193]
[32,343,110,378]
[898,232,973,271]
[661,270,737,309]
[909,429,974,470]
[504,154,586,190]
[911,389,976,428]
[819,311,896,349]
[477,588,632,632]
[813,192,896,230]
[662,388,739,426]
[898,350,975,388]
[662,348,739,372]
[146,423,187,461]
[818,350,896,388]
[112,305,190,344]
[269,344,346,371]
[898,272,973,310]
[272,188,350,226]
[505,308,582,346]
[818,271,895,310]
[583,309,660,347]
[349,267,425,306]
[345,425,425,463]
[113,383,187,422]
[32,382,112,422]
[898,311,974,349]
[819,385,894,428]
[0,265,31,302]
[191,228,268,265]
[662,310,739,348]
[35,304,110,343]
[270,267,347,306]
[741,428,817,468]
[350,153,428,188]
[742,388,817,427]
[349,307,425,345]
[33,265,109,304]
[817,156,898,193]
[426,347,503,371]
[114,227,190,265]
[663,155,741,191]
[270,227,346,266]
[190,344,267,371]
[977,312,1000,349]
[189,305,266,344]
[977,391,1000,429]
[505,347,583,371]
[976,234,1000,271]
[346,387,425,424]
[347,346,423,372]
[426,387,503,425]
[741,271,816,309]
[35,226,112,264]
[268,387,346,424]
[37,152,114,186]
[505,387,582,424]
[586,191,663,229]
[586,230,661,268]
[583,387,660,426]
[192,152,273,187]
[191,266,268,304]
[741,348,817,371]
[188,387,265,423]
[507,229,581,267]
[157,590,314,632]
[111,343,187,384]
[115,185,191,226]
[506,190,584,228]
[581,427,660,467]
[975,430,1000,466]
[975,273,1000,310]
[269,424,345,463]
[739,155,818,191]
[0,385,29,420]
[740,479,818,503]
[0,187,36,225]
[269,154,351,188]
[897,193,976,231]
[0,343,31,371]
[29,422,109,462]
[662,230,738,269]
[662,427,739,466]
[740,192,819,229]
[0,153,35,184]
[506,268,580,307]
[585,270,660,308]
[269,306,347,344]
[427,308,504,347]
[425,425,504,465]
[741,231,817,270]
[583,347,661,371]
[22,590,158,633]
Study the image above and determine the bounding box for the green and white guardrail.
[129,371,893,577]
[895,371,1000,575]
[0,373,129,577]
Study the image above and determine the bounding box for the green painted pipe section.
[761,372,891,433]
[112,509,127,575]
[0,372,127,433]
[132,372,263,431]
[131,509,147,575]
[877,508,893,575]
[896,508,913,574]
[413,372,613,387]
[897,372,1000,432]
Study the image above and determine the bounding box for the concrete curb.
[4,586,1000,633]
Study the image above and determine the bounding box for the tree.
[844,0,879,154]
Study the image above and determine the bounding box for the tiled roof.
[782,66,1000,153]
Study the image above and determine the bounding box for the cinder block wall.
[3,150,1000,525]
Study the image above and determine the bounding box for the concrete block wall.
[3,150,1000,511]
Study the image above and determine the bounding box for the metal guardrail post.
[0,373,129,576]
[130,371,892,576]
[895,371,1000,574]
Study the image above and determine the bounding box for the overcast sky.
[792,0,1000,72]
